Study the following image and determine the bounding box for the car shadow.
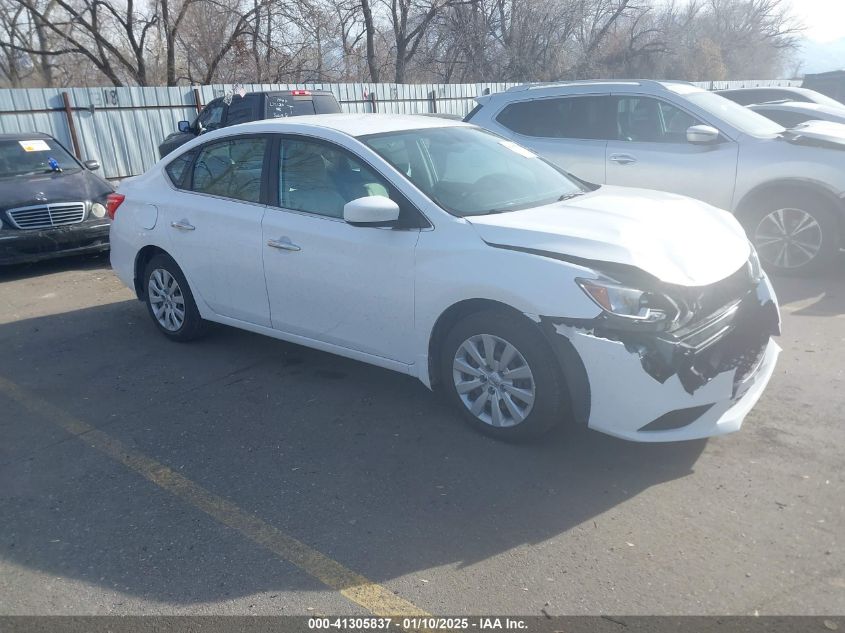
[768,254,845,317]
[0,299,706,605]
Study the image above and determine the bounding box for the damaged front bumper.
[0,219,111,265]
[552,273,781,442]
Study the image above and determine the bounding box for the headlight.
[90,202,107,218]
[576,278,678,324]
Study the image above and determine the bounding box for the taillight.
[106,193,125,220]
[291,90,311,96]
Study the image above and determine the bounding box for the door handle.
[267,237,301,252]
[170,219,195,231]
[609,153,637,165]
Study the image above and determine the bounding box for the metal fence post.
[61,91,81,159]
[428,90,437,113]
[369,91,377,113]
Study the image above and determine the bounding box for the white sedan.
[109,114,781,441]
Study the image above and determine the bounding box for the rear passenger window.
[165,151,195,188]
[191,137,267,203]
[496,96,613,140]
[225,95,261,126]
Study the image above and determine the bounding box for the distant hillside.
[799,38,845,75]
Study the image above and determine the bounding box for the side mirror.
[177,120,192,134]
[343,196,400,226]
[687,124,720,144]
[83,159,100,171]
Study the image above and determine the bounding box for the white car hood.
[784,119,845,148]
[467,186,750,287]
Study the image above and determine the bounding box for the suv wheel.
[745,192,838,275]
[440,309,566,440]
[143,253,208,341]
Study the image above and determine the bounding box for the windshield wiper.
[557,192,585,201]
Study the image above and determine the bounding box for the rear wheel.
[143,253,207,341]
[743,191,839,275]
[440,309,566,440]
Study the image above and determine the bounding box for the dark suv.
[158,90,342,158]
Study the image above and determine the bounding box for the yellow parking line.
[0,376,429,617]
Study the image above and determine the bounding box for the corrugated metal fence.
[0,79,800,180]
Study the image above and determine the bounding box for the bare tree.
[0,0,806,88]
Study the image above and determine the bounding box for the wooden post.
[369,91,377,113]
[193,87,203,113]
[61,91,81,159]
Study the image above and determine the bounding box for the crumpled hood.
[467,186,750,287]
[783,119,845,148]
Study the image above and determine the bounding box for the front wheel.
[440,310,567,440]
[744,193,839,275]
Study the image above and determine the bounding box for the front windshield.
[683,91,786,137]
[362,126,586,217]
[0,138,80,178]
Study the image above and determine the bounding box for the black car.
[158,90,342,158]
[0,133,113,266]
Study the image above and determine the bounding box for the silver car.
[467,80,845,274]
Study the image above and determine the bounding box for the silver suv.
[467,80,845,274]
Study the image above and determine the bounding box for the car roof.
[476,80,704,103]
[0,132,53,141]
[209,90,335,101]
[718,86,806,95]
[230,113,470,137]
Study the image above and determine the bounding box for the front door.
[605,96,739,210]
[261,136,419,363]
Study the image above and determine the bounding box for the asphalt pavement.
[0,253,843,616]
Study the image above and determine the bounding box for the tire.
[742,191,839,276]
[142,253,208,342]
[440,309,566,440]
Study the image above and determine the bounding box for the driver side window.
[279,139,390,219]
[616,97,702,143]
[196,100,225,133]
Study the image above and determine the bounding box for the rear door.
[491,94,614,184]
[604,95,739,210]
[162,135,272,326]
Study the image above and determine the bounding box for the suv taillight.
[106,193,125,219]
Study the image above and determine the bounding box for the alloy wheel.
[148,268,186,332]
[452,333,536,428]
[754,207,823,270]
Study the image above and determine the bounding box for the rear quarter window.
[165,150,195,188]
[312,95,341,114]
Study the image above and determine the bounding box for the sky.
[789,0,845,43]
